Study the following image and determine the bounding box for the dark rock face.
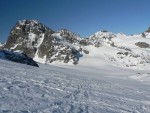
[4,20,54,58]
[79,38,92,46]
[0,50,39,67]
[141,27,150,38]
[37,29,83,64]
[145,27,150,33]
[58,29,80,43]
[37,30,54,59]
[135,42,150,48]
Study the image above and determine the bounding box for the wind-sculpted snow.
[0,59,150,113]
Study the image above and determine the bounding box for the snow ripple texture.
[0,60,150,113]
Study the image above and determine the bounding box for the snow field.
[1,59,150,112]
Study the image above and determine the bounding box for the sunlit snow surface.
[0,59,150,113]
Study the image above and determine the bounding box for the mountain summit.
[4,20,54,57]
[142,27,150,37]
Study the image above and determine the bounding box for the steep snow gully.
[0,59,150,113]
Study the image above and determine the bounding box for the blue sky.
[0,0,150,42]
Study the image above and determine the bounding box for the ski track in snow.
[0,60,150,113]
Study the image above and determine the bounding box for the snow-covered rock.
[89,31,116,47]
[36,29,83,64]
[141,27,150,38]
[4,20,83,64]
[0,49,39,67]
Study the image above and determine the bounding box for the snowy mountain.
[88,31,116,47]
[4,20,84,64]
[4,20,54,58]
[0,49,39,67]
[4,19,150,69]
[35,29,83,64]
[80,31,150,69]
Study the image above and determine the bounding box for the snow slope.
[80,33,150,70]
[1,59,150,113]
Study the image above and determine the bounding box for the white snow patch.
[52,33,62,40]
[34,54,46,64]
[16,27,21,30]
[35,33,45,48]
[10,44,18,50]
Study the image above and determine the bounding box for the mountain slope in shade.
[0,49,39,67]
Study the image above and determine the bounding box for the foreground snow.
[0,59,150,113]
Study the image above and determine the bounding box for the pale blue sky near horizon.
[0,0,150,42]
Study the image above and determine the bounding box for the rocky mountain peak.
[4,20,54,57]
[145,27,150,33]
[55,29,81,44]
[16,20,51,34]
[88,31,116,47]
[142,27,150,37]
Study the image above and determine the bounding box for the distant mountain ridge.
[3,19,150,69]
